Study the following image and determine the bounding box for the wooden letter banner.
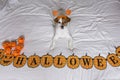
[94,54,107,70]
[80,54,93,69]
[0,46,120,70]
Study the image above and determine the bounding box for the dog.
[50,8,73,50]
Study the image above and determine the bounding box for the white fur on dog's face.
[54,16,71,27]
[58,18,63,27]
[56,18,63,27]
[59,18,62,24]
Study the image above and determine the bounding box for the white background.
[0,0,120,80]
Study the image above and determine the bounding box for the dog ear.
[66,17,71,22]
[65,9,71,15]
[52,10,58,16]
[54,18,59,23]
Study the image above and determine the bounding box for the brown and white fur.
[50,9,73,50]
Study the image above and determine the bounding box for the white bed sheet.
[0,0,120,80]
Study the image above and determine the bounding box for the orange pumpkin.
[115,46,120,56]
[67,54,79,69]
[94,55,107,70]
[18,36,25,44]
[41,54,53,68]
[2,41,11,49]
[0,54,13,66]
[15,43,24,51]
[107,53,120,67]
[80,55,93,69]
[4,47,11,55]
[12,49,20,57]
[54,54,66,68]
[13,54,27,68]
[27,54,40,68]
[11,40,17,48]
[0,49,4,59]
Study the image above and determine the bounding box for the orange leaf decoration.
[15,44,24,51]
[52,10,58,16]
[18,36,25,44]
[11,40,17,48]
[2,41,11,49]
[66,9,71,15]
[4,47,11,55]
[12,50,20,57]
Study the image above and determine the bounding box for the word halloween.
[0,46,120,70]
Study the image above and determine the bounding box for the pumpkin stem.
[34,53,36,55]
[72,53,75,56]
[11,40,17,42]
[0,49,4,51]
[85,53,87,56]
[99,53,101,56]
[22,52,24,55]
[108,52,110,55]
[116,54,118,56]
[60,52,62,55]
[47,53,49,55]
[19,35,25,38]
[114,46,117,49]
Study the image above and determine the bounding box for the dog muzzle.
[61,26,64,29]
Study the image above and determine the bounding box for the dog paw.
[69,48,77,52]
[50,46,55,50]
[68,46,73,50]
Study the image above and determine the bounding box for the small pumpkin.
[80,54,93,69]
[0,49,4,59]
[115,46,120,56]
[2,41,11,49]
[41,53,53,68]
[15,43,24,51]
[13,54,27,68]
[27,54,40,68]
[12,49,20,57]
[67,54,79,69]
[18,36,25,44]
[54,53,66,68]
[11,40,17,48]
[94,54,107,70]
[0,54,13,66]
[107,53,120,67]
[4,47,11,55]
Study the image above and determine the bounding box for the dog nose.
[61,26,64,29]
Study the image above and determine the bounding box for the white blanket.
[0,0,120,80]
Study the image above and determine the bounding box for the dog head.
[52,9,71,29]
